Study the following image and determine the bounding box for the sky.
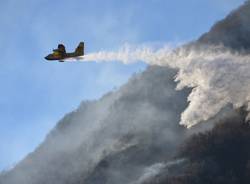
[0,0,246,171]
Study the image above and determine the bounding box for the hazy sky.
[0,0,245,171]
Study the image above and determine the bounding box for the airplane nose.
[44,55,49,60]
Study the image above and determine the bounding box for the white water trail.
[71,44,250,128]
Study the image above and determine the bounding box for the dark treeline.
[149,111,250,184]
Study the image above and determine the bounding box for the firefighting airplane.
[45,42,84,62]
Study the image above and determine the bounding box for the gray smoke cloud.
[0,66,190,184]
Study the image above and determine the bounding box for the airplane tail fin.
[75,42,84,56]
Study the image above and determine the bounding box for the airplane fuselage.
[45,53,83,61]
[45,42,84,62]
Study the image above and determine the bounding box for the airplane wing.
[57,44,66,54]
[52,44,66,55]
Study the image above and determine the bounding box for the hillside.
[1,1,250,184]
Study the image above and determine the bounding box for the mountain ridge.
[1,1,250,183]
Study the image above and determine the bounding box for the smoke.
[132,163,166,184]
[132,159,186,184]
[70,44,250,128]
[1,65,189,184]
